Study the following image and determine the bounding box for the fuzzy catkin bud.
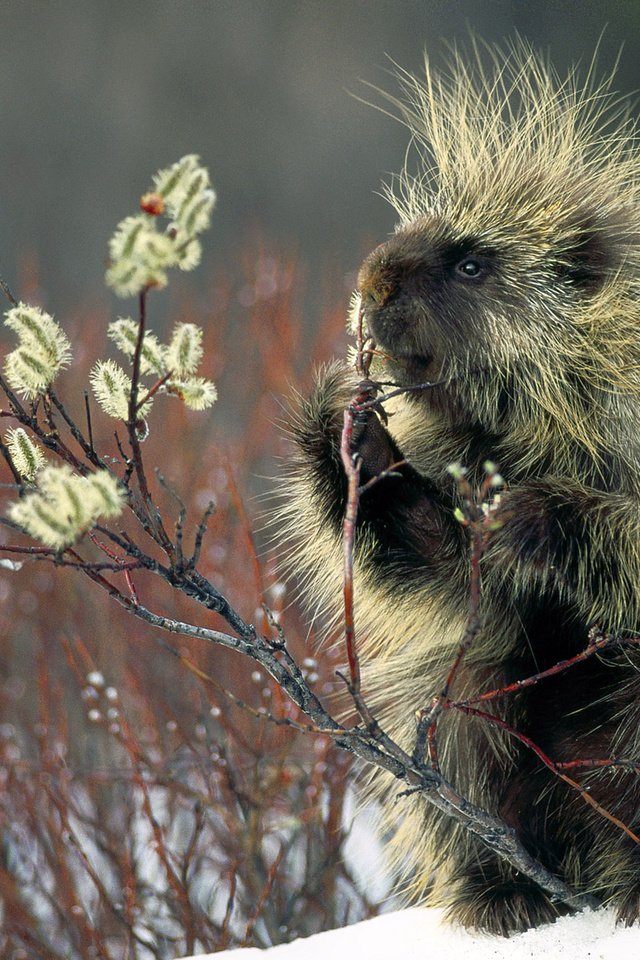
[89,360,131,420]
[3,303,72,398]
[87,470,128,517]
[108,318,166,375]
[172,189,216,238]
[168,376,217,410]
[9,464,126,550]
[4,428,46,481]
[173,239,202,271]
[90,359,153,420]
[106,156,215,298]
[105,215,174,297]
[101,157,218,416]
[165,323,203,376]
[153,155,214,219]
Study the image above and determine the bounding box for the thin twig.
[455,702,640,848]
[125,289,174,558]
[136,369,172,411]
[156,469,187,567]
[451,629,637,708]
[49,388,103,468]
[84,390,95,456]
[126,290,152,505]
[190,499,216,567]
[414,469,497,764]
[0,277,18,306]
[339,408,362,695]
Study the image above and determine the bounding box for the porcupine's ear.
[560,214,624,290]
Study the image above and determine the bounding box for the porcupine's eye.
[456,257,482,278]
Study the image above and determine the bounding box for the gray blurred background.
[0,0,638,320]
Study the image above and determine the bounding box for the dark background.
[1,0,638,321]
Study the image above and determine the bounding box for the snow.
[176,906,640,960]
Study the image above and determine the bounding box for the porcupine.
[278,43,640,935]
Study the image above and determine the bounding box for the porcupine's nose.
[357,243,400,307]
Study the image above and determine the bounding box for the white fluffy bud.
[4,427,46,480]
[9,465,126,550]
[168,377,217,410]
[165,323,203,376]
[106,156,216,298]
[105,215,175,297]
[3,303,72,398]
[108,317,166,375]
[90,359,152,420]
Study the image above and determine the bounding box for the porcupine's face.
[356,212,611,429]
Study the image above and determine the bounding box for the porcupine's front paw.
[350,402,398,483]
[295,363,399,492]
[290,363,384,527]
[293,361,354,463]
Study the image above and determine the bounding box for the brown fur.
[277,43,640,935]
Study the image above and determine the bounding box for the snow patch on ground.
[177,906,640,960]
